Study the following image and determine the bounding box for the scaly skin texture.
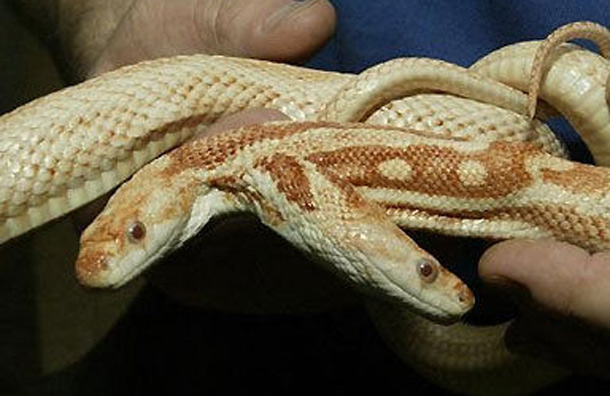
[77,120,610,395]
[372,21,610,396]
[525,21,610,119]
[76,122,476,322]
[472,21,610,164]
[75,120,610,316]
[2,20,610,396]
[365,299,569,396]
[0,54,561,244]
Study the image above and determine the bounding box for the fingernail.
[263,0,318,32]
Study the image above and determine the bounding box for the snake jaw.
[75,246,110,287]
[76,216,188,288]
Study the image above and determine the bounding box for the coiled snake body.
[2,21,610,396]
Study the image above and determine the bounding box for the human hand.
[14,0,335,80]
[480,239,610,377]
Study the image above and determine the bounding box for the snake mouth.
[76,232,170,287]
[75,247,150,288]
[75,216,189,288]
[75,246,111,287]
[379,268,474,323]
[412,288,474,324]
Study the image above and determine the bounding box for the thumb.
[479,239,610,329]
[91,0,336,76]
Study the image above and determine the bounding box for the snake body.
[0,54,562,244]
[2,21,610,396]
[472,24,610,165]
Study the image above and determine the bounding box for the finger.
[479,239,610,329]
[235,0,336,61]
[91,0,336,76]
[196,108,289,138]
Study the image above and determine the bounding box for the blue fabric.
[308,0,610,162]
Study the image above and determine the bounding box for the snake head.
[75,157,201,288]
[321,214,475,323]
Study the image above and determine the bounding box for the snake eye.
[127,221,146,243]
[417,258,438,283]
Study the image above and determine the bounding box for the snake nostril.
[457,288,474,307]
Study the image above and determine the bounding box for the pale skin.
[9,0,610,376]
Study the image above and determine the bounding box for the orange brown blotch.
[168,121,327,171]
[308,141,539,199]
[208,175,287,226]
[75,248,108,284]
[541,161,610,195]
[257,153,316,212]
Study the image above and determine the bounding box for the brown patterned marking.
[541,161,610,195]
[208,175,286,226]
[75,249,108,284]
[314,166,375,218]
[207,175,241,190]
[385,203,609,252]
[308,141,540,199]
[167,121,459,175]
[167,121,326,174]
[257,154,316,212]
